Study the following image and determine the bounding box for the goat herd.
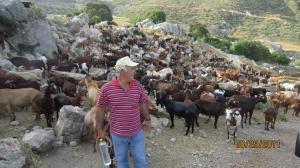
[0,25,300,147]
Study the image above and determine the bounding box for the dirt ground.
[0,97,300,168]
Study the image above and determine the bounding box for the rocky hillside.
[26,0,300,50]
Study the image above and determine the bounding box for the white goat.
[282,83,295,91]
[225,108,242,144]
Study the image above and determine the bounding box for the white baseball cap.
[115,56,139,70]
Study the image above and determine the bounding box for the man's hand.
[142,120,153,133]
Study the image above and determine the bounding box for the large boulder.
[0,0,29,22]
[151,22,186,36]
[66,13,89,34]
[22,127,55,153]
[0,0,57,59]
[7,20,58,59]
[0,138,26,168]
[137,19,155,28]
[208,22,231,36]
[0,59,17,71]
[55,105,85,143]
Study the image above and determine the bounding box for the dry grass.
[113,16,130,27]
[280,41,300,51]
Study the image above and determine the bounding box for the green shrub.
[231,40,271,61]
[28,5,46,20]
[270,52,290,65]
[91,15,101,23]
[255,102,267,110]
[146,10,166,24]
[295,83,300,89]
[277,111,288,122]
[130,15,145,24]
[189,23,209,41]
[293,58,300,66]
[84,3,112,22]
[206,37,231,51]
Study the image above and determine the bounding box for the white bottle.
[98,139,111,166]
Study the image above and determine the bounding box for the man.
[96,56,152,168]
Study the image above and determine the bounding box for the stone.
[208,22,231,36]
[160,118,170,127]
[32,126,42,131]
[150,115,161,129]
[54,141,64,148]
[150,22,187,36]
[0,59,16,71]
[55,105,85,143]
[66,13,89,34]
[170,138,176,143]
[0,137,26,168]
[0,0,29,22]
[22,128,55,153]
[199,130,208,138]
[136,19,155,28]
[70,141,78,147]
[235,150,241,154]
[9,121,19,126]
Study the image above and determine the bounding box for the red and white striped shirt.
[97,77,149,136]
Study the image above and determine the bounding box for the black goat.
[157,89,197,135]
[227,95,267,128]
[194,95,227,129]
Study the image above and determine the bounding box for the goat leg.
[170,114,174,129]
[214,115,219,129]
[185,119,190,136]
[191,117,195,133]
[195,115,199,127]
[249,112,253,125]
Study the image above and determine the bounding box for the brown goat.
[0,88,40,121]
[264,107,278,130]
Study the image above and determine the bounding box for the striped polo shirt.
[97,77,149,136]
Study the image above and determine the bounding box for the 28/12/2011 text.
[235,139,280,148]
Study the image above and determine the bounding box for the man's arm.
[96,106,106,130]
[140,101,150,122]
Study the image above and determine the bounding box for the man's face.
[121,66,136,81]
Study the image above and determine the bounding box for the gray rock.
[151,22,187,36]
[9,121,19,126]
[0,0,29,22]
[32,126,42,131]
[199,130,208,138]
[170,138,176,143]
[0,138,26,168]
[70,141,78,147]
[66,13,89,34]
[270,42,283,52]
[22,128,55,153]
[160,118,170,127]
[0,59,16,71]
[136,19,155,28]
[150,115,161,129]
[10,20,58,59]
[55,105,85,143]
[54,141,64,148]
[208,22,231,36]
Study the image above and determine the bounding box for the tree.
[231,40,271,61]
[84,3,112,22]
[146,10,166,24]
